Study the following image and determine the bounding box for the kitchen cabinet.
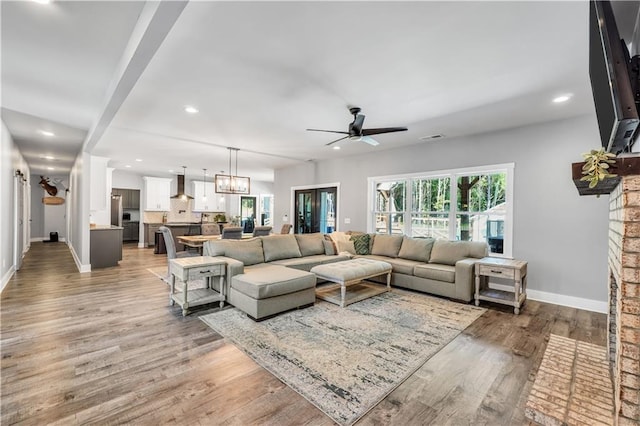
[144,177,171,211]
[112,189,140,209]
[145,223,162,247]
[123,221,139,242]
[192,181,224,212]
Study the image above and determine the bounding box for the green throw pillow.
[350,234,370,255]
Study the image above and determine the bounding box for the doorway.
[240,196,257,233]
[294,187,337,234]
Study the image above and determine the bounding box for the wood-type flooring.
[1,242,607,425]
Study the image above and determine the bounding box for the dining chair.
[159,226,198,280]
[221,226,243,239]
[280,224,292,234]
[252,226,272,237]
[201,223,221,236]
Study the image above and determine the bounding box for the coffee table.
[310,258,392,308]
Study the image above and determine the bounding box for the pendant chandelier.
[215,147,250,194]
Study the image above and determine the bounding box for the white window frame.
[367,163,514,258]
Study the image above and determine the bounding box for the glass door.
[240,196,256,233]
[294,187,337,234]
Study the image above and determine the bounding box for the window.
[369,164,513,257]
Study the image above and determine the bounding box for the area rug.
[200,289,485,425]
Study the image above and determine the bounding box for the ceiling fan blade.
[325,136,348,146]
[306,128,350,135]
[362,127,408,136]
[360,136,379,146]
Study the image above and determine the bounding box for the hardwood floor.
[1,243,607,425]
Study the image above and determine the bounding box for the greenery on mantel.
[580,148,617,189]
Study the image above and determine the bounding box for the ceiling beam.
[82,0,188,153]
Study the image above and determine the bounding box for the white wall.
[274,114,610,310]
[112,169,144,189]
[30,175,44,240]
[68,151,91,272]
[1,120,30,291]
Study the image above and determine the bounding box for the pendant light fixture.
[215,147,250,194]
[202,168,207,202]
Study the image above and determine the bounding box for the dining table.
[178,233,254,254]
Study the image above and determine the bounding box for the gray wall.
[274,114,610,305]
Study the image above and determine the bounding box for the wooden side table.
[475,257,528,314]
[169,256,226,316]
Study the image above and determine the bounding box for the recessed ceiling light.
[47,167,54,170]
[125,165,131,168]
[39,130,55,137]
[552,94,572,103]
[184,106,199,114]
[42,155,55,160]
[33,0,51,4]
[135,159,143,162]
[169,169,175,173]
[333,146,341,150]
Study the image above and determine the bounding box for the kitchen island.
[90,225,123,268]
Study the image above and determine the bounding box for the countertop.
[90,225,124,230]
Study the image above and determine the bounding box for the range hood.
[170,174,193,200]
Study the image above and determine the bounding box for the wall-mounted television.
[589,0,639,154]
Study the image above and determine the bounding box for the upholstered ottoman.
[229,264,317,321]
[311,258,392,307]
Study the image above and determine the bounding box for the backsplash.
[143,199,219,223]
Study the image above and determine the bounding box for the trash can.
[49,231,58,242]
[154,231,166,255]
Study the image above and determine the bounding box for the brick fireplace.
[608,173,640,424]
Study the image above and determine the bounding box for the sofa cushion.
[362,255,423,275]
[271,253,351,271]
[203,239,227,256]
[350,233,371,255]
[467,241,489,259]
[429,240,471,266]
[398,236,435,263]
[295,233,325,256]
[232,264,316,299]
[262,234,302,262]
[414,264,456,283]
[224,238,265,266]
[371,234,403,258]
[328,232,356,254]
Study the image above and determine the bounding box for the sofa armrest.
[454,258,478,302]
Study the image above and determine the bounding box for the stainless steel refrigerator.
[110,195,123,226]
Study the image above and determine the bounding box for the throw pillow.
[397,236,435,263]
[322,239,336,255]
[371,234,403,258]
[350,233,371,255]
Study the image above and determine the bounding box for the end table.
[474,257,528,314]
[169,256,226,316]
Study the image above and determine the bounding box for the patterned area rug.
[200,290,485,425]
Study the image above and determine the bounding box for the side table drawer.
[478,264,515,280]
[187,264,223,280]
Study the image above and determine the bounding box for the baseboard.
[489,283,607,313]
[30,237,44,242]
[1,266,16,294]
[138,242,145,248]
[68,241,91,273]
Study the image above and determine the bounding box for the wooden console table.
[169,256,226,316]
[474,257,528,314]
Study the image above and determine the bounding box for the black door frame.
[294,186,337,234]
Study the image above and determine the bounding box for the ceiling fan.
[307,107,408,146]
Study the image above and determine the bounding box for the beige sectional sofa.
[203,233,350,320]
[330,233,488,302]
[203,232,487,320]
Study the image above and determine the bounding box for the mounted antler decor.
[39,176,65,205]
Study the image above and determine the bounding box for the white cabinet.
[192,181,224,212]
[144,177,171,211]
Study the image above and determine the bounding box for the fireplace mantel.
[572,155,640,196]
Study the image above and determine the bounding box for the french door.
[294,187,337,234]
[240,196,256,233]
